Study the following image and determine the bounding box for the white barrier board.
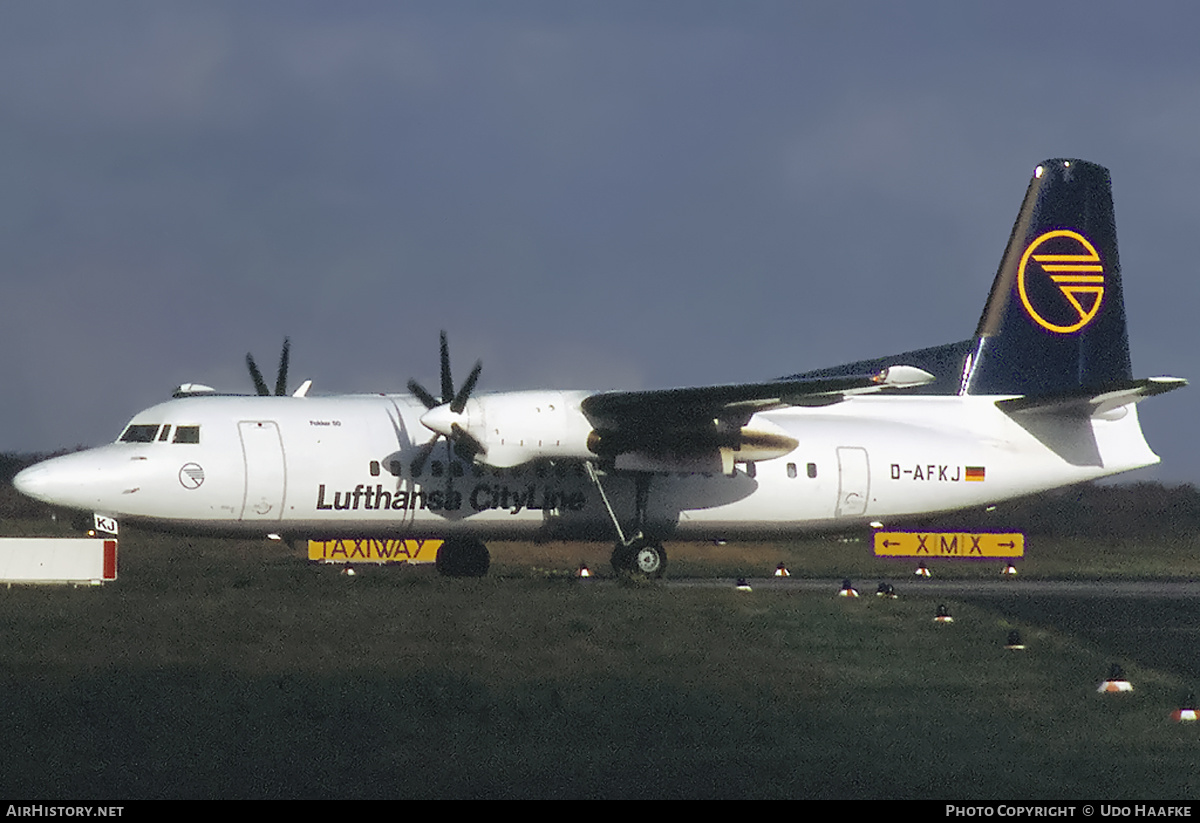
[0,538,117,584]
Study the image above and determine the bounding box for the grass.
[493,532,1200,581]
[1,524,1199,798]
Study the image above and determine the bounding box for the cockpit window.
[158,425,172,442]
[119,424,161,443]
[172,425,200,444]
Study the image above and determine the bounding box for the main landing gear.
[586,463,667,579]
[435,536,490,577]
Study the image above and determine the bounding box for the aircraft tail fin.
[788,159,1183,407]
[962,159,1130,397]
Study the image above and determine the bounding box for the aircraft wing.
[581,365,934,431]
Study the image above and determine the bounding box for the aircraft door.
[239,421,286,521]
[835,446,870,517]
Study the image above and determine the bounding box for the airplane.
[13,158,1185,577]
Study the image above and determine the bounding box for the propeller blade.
[246,353,270,396]
[408,330,485,466]
[439,330,453,404]
[451,422,486,459]
[275,337,291,396]
[451,361,482,414]
[407,379,440,411]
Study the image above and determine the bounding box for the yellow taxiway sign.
[308,538,441,564]
[874,532,1024,558]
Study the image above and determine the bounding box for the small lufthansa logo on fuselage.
[1018,229,1104,334]
[179,463,205,490]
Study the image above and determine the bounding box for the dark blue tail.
[793,159,1133,398]
[963,158,1130,396]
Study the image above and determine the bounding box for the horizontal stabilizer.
[997,377,1186,418]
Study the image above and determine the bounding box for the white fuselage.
[13,390,1160,541]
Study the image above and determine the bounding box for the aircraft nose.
[13,462,55,502]
[11,449,131,511]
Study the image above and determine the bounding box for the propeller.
[408,331,486,474]
[246,338,292,396]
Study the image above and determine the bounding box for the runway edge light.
[1098,662,1133,693]
[1171,691,1197,722]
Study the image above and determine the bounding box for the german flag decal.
[965,466,986,482]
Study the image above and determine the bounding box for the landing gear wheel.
[435,537,490,577]
[611,543,634,576]
[632,543,666,577]
[611,540,666,579]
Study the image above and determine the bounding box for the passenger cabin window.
[807,462,818,478]
[786,463,797,479]
[172,426,200,444]
[120,424,160,443]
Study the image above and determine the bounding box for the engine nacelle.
[450,390,596,468]
[432,391,798,473]
[589,420,798,475]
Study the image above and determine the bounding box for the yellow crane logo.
[1018,229,1104,334]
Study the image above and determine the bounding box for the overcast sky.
[2,2,1197,483]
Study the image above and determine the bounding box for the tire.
[632,543,666,578]
[436,538,490,577]
[611,543,634,576]
[611,540,666,579]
